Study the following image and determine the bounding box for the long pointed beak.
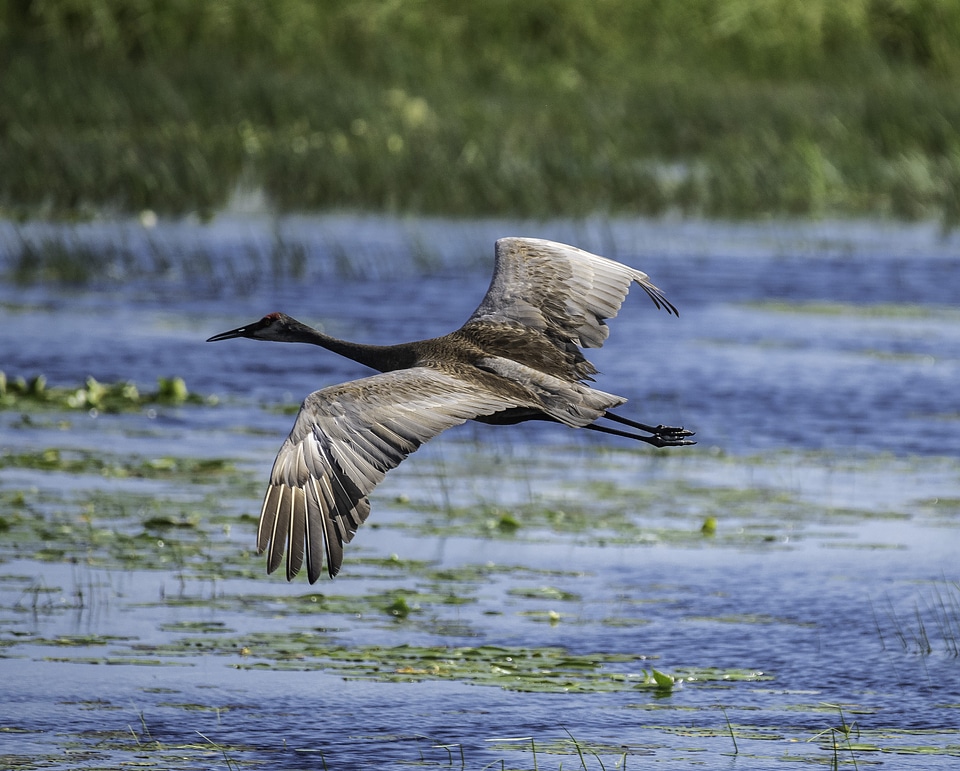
[206,324,252,342]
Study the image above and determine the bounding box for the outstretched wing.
[464,237,676,350]
[257,367,521,583]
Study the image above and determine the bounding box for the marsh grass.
[808,704,862,771]
[3,3,960,223]
[877,580,960,656]
[717,704,739,755]
[5,227,312,291]
[745,300,960,320]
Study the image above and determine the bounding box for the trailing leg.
[603,410,695,440]
[585,421,696,447]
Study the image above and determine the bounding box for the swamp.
[2,2,960,767]
[1,215,958,769]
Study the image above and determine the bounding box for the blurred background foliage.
[2,0,960,222]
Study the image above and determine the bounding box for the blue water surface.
[1,215,958,769]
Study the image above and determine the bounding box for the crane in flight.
[207,237,694,583]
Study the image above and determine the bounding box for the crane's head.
[207,312,311,343]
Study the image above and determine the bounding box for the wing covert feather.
[465,237,676,350]
[256,367,522,583]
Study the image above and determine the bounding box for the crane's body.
[208,237,694,583]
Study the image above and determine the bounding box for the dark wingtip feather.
[641,282,679,317]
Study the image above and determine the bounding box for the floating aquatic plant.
[0,371,216,413]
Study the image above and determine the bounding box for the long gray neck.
[287,323,418,373]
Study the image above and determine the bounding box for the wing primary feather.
[286,444,309,579]
[322,503,345,578]
[306,477,329,583]
[314,473,342,578]
[287,484,307,581]
[257,484,281,555]
[267,485,290,575]
[255,364,537,580]
[638,279,678,316]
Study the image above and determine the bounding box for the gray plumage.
[207,237,693,583]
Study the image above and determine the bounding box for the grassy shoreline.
[3,2,960,224]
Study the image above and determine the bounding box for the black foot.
[588,412,697,447]
[647,433,697,448]
[647,424,696,447]
[652,424,696,439]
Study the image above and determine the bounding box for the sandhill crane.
[207,237,694,583]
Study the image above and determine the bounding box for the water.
[1,216,959,769]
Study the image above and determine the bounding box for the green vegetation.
[0,481,250,579]
[3,425,960,766]
[3,1,960,222]
[6,228,310,286]
[0,448,236,479]
[26,628,729,694]
[746,301,960,319]
[876,580,960,656]
[0,371,214,412]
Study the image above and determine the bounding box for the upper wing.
[464,237,676,350]
[257,367,522,583]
